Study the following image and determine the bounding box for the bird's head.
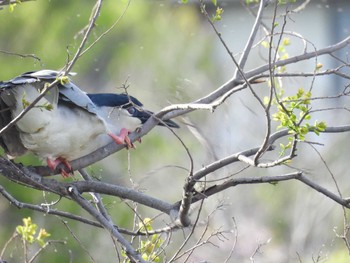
[87,93,179,129]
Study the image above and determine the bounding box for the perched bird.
[0,70,178,176]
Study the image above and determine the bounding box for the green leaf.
[316,63,323,71]
[315,121,327,133]
[300,126,309,135]
[57,75,70,85]
[296,88,304,98]
[283,38,290,46]
[261,41,270,49]
[212,7,224,21]
[9,4,16,12]
[263,96,270,105]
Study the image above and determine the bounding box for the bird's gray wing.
[23,70,100,115]
[0,85,27,156]
[58,81,99,115]
[2,70,99,115]
[0,69,100,157]
[0,70,60,106]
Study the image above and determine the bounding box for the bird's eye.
[127,107,136,115]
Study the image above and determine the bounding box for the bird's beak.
[135,110,179,128]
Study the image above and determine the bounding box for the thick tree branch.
[182,172,350,209]
[161,36,350,121]
[0,157,174,215]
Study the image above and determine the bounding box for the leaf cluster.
[16,217,51,247]
[122,218,164,263]
[266,88,326,154]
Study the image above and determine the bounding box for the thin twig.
[78,0,131,59]
[0,49,41,64]
[223,217,238,263]
[0,231,18,260]
[168,199,205,262]
[61,219,96,262]
[63,0,103,74]
[28,240,66,263]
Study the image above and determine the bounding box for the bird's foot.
[108,128,135,149]
[47,157,73,177]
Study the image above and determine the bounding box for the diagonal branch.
[67,185,147,263]
[63,0,103,74]
[161,36,350,122]
[235,0,267,73]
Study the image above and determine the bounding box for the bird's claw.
[109,128,136,149]
[47,157,73,177]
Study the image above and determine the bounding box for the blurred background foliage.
[0,0,350,262]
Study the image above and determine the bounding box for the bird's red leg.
[47,157,73,177]
[58,157,73,176]
[47,158,61,171]
[108,128,135,149]
[60,169,71,178]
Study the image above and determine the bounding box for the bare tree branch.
[236,0,267,73]
[67,185,147,263]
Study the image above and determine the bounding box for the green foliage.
[261,33,326,154]
[21,92,54,111]
[277,37,290,68]
[0,217,55,262]
[212,7,224,22]
[21,93,31,109]
[260,34,290,72]
[57,75,69,85]
[316,62,323,71]
[122,218,164,263]
[265,87,326,154]
[8,0,23,12]
[16,217,51,247]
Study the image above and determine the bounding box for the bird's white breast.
[11,85,110,161]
